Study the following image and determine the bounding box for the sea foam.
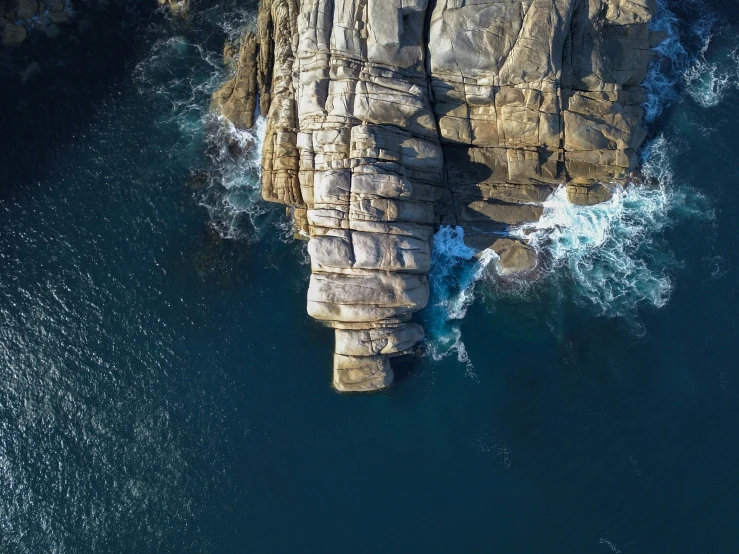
[424,139,686,365]
[684,38,739,108]
[519,162,675,317]
[422,226,497,368]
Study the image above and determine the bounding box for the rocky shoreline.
[212,0,664,392]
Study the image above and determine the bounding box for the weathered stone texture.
[214,0,658,391]
[429,0,656,247]
[258,0,441,391]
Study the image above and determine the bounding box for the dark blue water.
[1,1,739,552]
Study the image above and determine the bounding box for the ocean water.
[1,1,739,552]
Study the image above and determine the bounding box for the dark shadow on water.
[0,0,160,188]
[391,351,426,385]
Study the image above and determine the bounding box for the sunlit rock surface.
[213,0,659,391]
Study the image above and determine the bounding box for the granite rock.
[216,0,657,390]
[212,32,259,129]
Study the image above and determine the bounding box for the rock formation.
[1,1,76,46]
[214,0,660,391]
[212,32,260,129]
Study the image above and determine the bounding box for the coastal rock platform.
[213,0,660,391]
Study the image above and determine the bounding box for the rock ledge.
[213,0,659,391]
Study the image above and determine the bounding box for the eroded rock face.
[214,0,658,391]
[429,0,653,250]
[212,32,259,129]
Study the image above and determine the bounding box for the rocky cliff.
[213,0,659,392]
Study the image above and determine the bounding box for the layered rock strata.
[214,0,659,391]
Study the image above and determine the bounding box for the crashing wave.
[132,8,273,241]
[423,0,729,362]
[422,226,497,368]
[424,136,692,366]
[519,153,675,317]
[198,115,268,240]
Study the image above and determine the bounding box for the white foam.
[643,0,691,121]
[684,39,739,108]
[132,8,277,242]
[200,115,269,240]
[520,181,674,317]
[649,1,739,111]
[516,136,689,317]
[425,134,697,363]
[641,0,739,118]
[424,226,497,371]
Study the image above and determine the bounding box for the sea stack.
[214,0,660,391]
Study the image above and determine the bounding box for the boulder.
[333,354,393,392]
[157,0,188,15]
[45,22,59,38]
[17,0,37,19]
[335,324,425,357]
[2,23,26,46]
[490,239,538,275]
[566,183,614,206]
[49,10,68,24]
[222,41,237,65]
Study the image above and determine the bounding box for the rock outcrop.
[212,32,260,129]
[1,0,76,46]
[214,0,659,391]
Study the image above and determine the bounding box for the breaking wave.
[421,226,497,368]
[521,139,678,317]
[425,0,728,362]
[198,115,268,240]
[132,6,272,241]
[683,34,739,108]
[424,136,696,364]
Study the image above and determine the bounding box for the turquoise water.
[1,1,739,551]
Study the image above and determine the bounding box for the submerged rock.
[20,61,40,83]
[49,11,70,25]
[45,22,60,38]
[157,0,189,16]
[2,23,27,46]
[216,0,658,391]
[17,0,37,20]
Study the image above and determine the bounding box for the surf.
[423,0,728,364]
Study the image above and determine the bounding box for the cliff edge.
[213,0,660,391]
